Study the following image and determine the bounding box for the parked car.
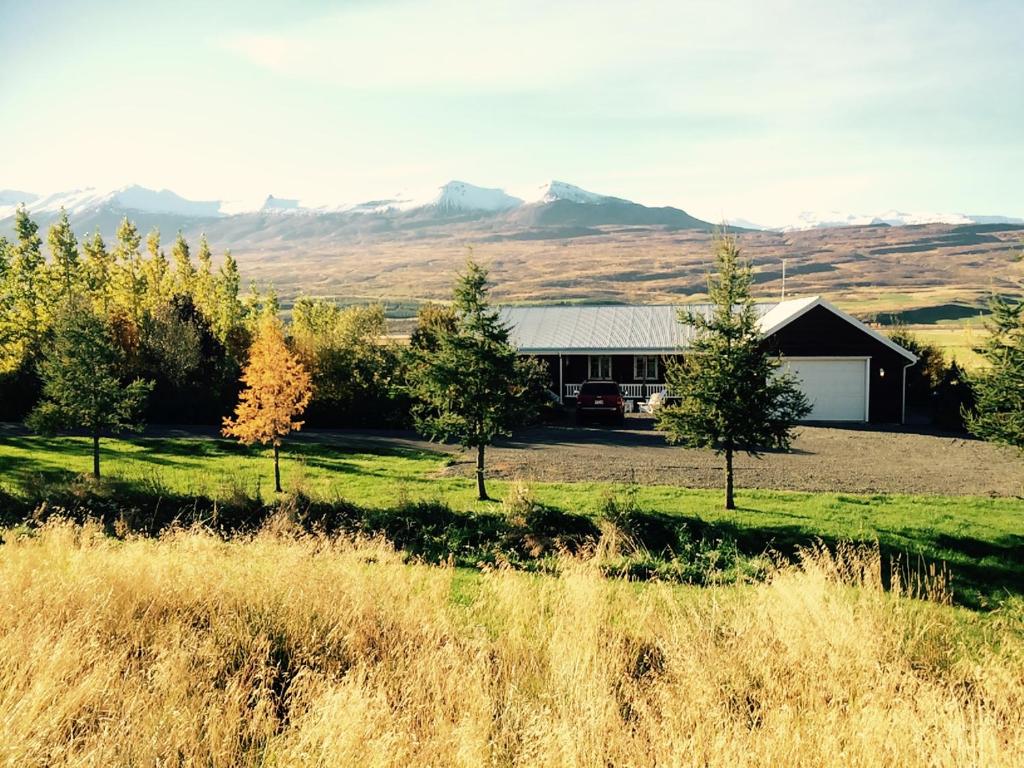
[575,380,625,425]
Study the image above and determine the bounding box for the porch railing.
[564,383,669,400]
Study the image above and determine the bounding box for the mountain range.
[2,181,1021,239]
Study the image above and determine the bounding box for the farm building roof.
[498,296,917,361]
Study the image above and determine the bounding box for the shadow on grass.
[2,437,1019,610]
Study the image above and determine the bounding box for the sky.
[1,0,1022,225]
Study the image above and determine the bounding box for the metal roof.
[498,296,918,363]
[499,302,780,353]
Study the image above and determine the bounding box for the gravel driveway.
[438,418,1024,497]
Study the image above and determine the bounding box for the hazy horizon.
[2,0,1022,224]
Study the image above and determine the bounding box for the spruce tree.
[113,217,146,324]
[47,207,80,296]
[171,230,196,295]
[657,235,810,509]
[214,250,243,343]
[407,260,546,501]
[27,302,153,478]
[83,229,114,310]
[0,206,46,372]
[193,233,216,321]
[966,294,1024,449]
[143,227,172,308]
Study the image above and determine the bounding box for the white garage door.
[783,358,868,422]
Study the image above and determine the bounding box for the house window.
[588,355,612,380]
[634,355,659,380]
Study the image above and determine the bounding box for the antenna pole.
[781,258,787,300]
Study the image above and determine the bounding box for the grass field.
[2,435,1021,607]
[1,523,1021,767]
[908,322,990,369]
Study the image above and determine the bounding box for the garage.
[503,297,917,424]
[783,357,868,422]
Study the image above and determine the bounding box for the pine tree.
[171,230,196,296]
[966,294,1024,449]
[113,217,146,324]
[46,207,80,296]
[27,302,153,478]
[83,229,115,310]
[143,227,172,308]
[657,234,810,509]
[213,250,244,343]
[193,233,216,321]
[223,312,312,492]
[407,260,546,500]
[0,206,47,372]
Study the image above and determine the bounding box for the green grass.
[1,434,1022,607]
[909,323,989,370]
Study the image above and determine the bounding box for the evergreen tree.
[27,302,153,478]
[0,206,47,372]
[171,230,196,296]
[83,229,115,311]
[223,313,312,492]
[213,249,244,343]
[113,217,146,324]
[657,235,810,509]
[407,260,546,500]
[143,227,172,308]
[46,207,80,296]
[193,233,216,321]
[966,294,1024,448]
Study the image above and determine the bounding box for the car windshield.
[580,382,619,396]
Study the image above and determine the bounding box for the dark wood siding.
[765,305,910,423]
[523,305,911,423]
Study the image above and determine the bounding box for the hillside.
[2,182,1021,315]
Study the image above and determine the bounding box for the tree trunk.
[476,443,489,501]
[273,443,282,493]
[724,445,735,510]
[92,433,100,479]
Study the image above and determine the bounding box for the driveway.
[441,418,1024,497]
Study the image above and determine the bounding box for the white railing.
[564,383,670,400]
[620,383,644,399]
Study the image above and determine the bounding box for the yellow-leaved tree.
[223,313,312,492]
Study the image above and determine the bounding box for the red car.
[575,380,626,425]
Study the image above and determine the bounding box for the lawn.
[2,434,1021,607]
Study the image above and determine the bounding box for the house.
[499,296,918,423]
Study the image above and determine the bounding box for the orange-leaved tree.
[223,313,312,492]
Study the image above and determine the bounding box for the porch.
[563,382,669,401]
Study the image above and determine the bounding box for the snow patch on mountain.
[428,181,522,213]
[1,185,224,219]
[531,180,617,205]
[781,210,978,231]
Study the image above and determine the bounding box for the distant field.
[908,322,990,369]
[223,223,1023,308]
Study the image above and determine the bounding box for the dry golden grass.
[1,520,1022,767]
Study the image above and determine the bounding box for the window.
[634,355,659,380]
[588,355,612,380]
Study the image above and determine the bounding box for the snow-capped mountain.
[429,181,522,213]
[530,180,618,205]
[779,209,1023,231]
[3,181,1021,240]
[0,185,222,219]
